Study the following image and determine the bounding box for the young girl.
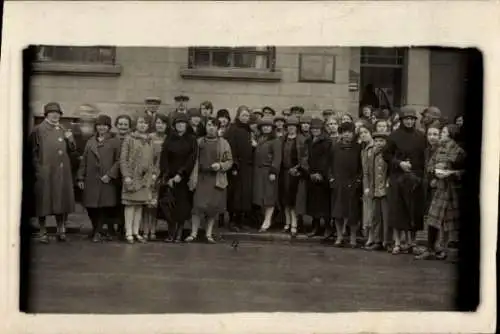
[359,124,375,247]
[159,113,198,243]
[416,124,465,260]
[252,116,282,232]
[365,131,390,251]
[330,122,363,247]
[119,115,155,244]
[279,116,308,237]
[77,115,121,242]
[216,109,231,138]
[142,113,168,241]
[187,117,233,243]
[189,107,206,138]
[374,119,389,133]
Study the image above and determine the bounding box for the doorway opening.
[359,47,407,116]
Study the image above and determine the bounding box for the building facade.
[30,46,467,123]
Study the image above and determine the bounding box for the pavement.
[27,237,458,314]
[28,205,450,246]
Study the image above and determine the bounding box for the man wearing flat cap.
[144,96,162,133]
[30,102,77,243]
[383,106,426,254]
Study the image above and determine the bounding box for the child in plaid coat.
[416,124,465,260]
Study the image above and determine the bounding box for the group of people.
[30,94,466,261]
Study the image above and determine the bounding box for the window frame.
[360,47,406,68]
[187,46,277,71]
[181,46,281,82]
[32,45,122,77]
[298,53,337,84]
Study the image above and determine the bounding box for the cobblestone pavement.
[27,237,458,314]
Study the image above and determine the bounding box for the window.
[181,46,281,82]
[32,45,122,76]
[361,47,406,67]
[188,47,276,70]
[35,46,116,64]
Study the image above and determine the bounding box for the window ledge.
[180,67,282,82]
[32,62,122,77]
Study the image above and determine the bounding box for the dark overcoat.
[305,134,332,218]
[426,140,465,232]
[383,126,426,231]
[253,136,282,207]
[77,134,121,208]
[30,120,76,217]
[224,120,254,213]
[159,131,198,223]
[330,141,363,224]
[279,134,309,211]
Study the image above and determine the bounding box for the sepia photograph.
[1,2,497,334]
[21,45,480,314]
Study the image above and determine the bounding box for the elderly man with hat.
[382,106,426,254]
[30,102,77,243]
[143,96,162,133]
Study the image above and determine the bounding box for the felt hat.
[173,112,189,125]
[187,107,201,118]
[421,106,441,118]
[174,95,190,102]
[290,106,305,115]
[399,106,418,119]
[322,109,334,117]
[44,102,63,116]
[252,108,264,117]
[258,116,275,127]
[274,115,286,122]
[339,121,356,133]
[310,117,324,129]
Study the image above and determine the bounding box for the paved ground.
[27,237,458,314]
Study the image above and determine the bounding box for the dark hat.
[95,114,112,128]
[299,115,312,124]
[44,102,63,116]
[421,106,441,118]
[173,112,189,125]
[252,108,264,117]
[262,106,276,116]
[145,96,161,104]
[187,107,201,118]
[216,108,231,120]
[399,106,418,119]
[322,109,334,116]
[372,131,389,139]
[258,116,275,127]
[286,116,300,126]
[274,115,286,122]
[339,121,356,133]
[174,95,190,102]
[310,117,324,129]
[249,113,260,124]
[427,120,442,130]
[290,106,305,115]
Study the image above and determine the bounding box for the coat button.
[58,150,63,155]
[55,126,60,130]
[58,137,63,142]
[60,162,64,168]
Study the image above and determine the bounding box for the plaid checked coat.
[425,139,465,231]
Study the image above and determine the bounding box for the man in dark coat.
[144,96,162,133]
[305,117,332,237]
[31,102,77,243]
[383,106,426,254]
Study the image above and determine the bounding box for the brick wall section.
[31,47,355,121]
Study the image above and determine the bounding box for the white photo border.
[0,1,498,333]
